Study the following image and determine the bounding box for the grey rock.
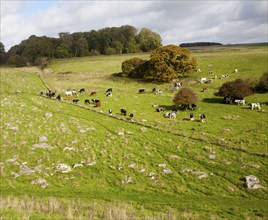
[245,175,264,189]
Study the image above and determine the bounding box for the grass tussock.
[0,195,198,220]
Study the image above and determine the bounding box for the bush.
[104,47,116,55]
[215,78,253,103]
[121,58,147,78]
[173,87,198,109]
[256,71,268,92]
[144,45,197,82]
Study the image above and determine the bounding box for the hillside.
[0,45,267,219]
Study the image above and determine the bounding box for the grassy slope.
[1,45,268,219]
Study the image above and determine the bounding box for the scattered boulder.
[56,164,71,173]
[163,169,172,174]
[208,154,216,160]
[63,147,75,151]
[32,143,51,149]
[39,136,48,142]
[73,163,84,168]
[140,127,147,132]
[122,177,132,184]
[44,113,53,118]
[19,165,35,175]
[117,131,124,136]
[87,161,96,166]
[245,175,264,189]
[158,163,166,167]
[31,178,48,188]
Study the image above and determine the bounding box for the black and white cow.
[174,82,182,90]
[164,111,177,118]
[200,114,206,122]
[108,109,113,116]
[249,103,261,110]
[79,88,86,94]
[85,99,90,104]
[234,99,245,105]
[56,95,62,101]
[73,99,79,104]
[121,108,127,116]
[106,92,112,97]
[129,113,134,119]
[154,89,163,94]
[190,113,194,121]
[139,89,145,94]
[156,108,165,112]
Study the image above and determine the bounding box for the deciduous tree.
[173,87,198,109]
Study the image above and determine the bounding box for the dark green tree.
[137,28,162,52]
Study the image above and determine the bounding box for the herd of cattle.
[38,67,262,123]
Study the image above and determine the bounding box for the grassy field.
[0,45,268,219]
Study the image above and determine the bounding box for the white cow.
[250,103,261,110]
[234,99,246,105]
[234,69,238,73]
[154,89,163,94]
[200,78,207,84]
[196,68,201,73]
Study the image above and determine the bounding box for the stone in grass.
[31,178,48,188]
[117,131,124,136]
[19,165,35,175]
[56,164,71,173]
[39,136,48,142]
[245,175,264,189]
[32,143,51,149]
[122,177,132,184]
[163,169,172,174]
[44,113,53,118]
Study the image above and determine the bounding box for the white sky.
[1,0,267,51]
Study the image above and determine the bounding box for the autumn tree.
[173,87,198,109]
[215,78,253,103]
[144,45,197,82]
[121,57,147,77]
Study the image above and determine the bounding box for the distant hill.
[179,42,222,47]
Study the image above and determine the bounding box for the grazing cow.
[139,89,145,94]
[249,103,261,110]
[191,104,197,110]
[66,95,73,100]
[200,114,206,122]
[156,108,165,112]
[108,109,113,116]
[72,90,77,96]
[164,111,176,118]
[174,82,182,90]
[129,113,134,119]
[56,95,62,101]
[196,68,201,72]
[205,79,213,84]
[200,78,207,84]
[47,91,56,98]
[106,92,112,97]
[154,89,163,94]
[40,91,44,96]
[221,74,229,79]
[190,113,194,121]
[79,88,86,94]
[65,91,73,96]
[15,90,21,94]
[73,99,79,104]
[106,88,113,93]
[234,69,238,73]
[121,108,127,116]
[91,99,100,103]
[234,99,245,105]
[95,101,101,107]
[85,99,90,104]
[208,71,214,75]
[90,91,97,96]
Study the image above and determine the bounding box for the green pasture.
[0,45,267,219]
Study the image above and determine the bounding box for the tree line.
[0,25,162,67]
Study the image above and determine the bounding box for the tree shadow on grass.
[202,98,224,104]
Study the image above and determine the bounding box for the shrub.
[256,71,268,92]
[144,45,197,82]
[121,58,147,78]
[173,87,198,109]
[215,78,253,103]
